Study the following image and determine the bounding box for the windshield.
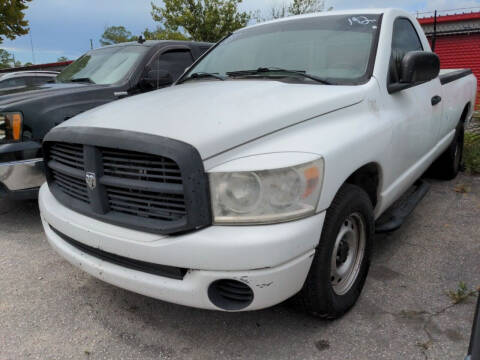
[187,14,381,84]
[56,45,149,85]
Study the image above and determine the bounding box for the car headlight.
[209,159,324,224]
[0,112,23,143]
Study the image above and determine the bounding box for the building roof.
[0,61,73,74]
[417,11,480,25]
[417,9,480,36]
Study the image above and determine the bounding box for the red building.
[418,10,480,109]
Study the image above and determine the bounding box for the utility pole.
[90,39,93,50]
[432,10,437,52]
[29,32,36,64]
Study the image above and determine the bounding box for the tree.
[271,0,328,19]
[57,56,69,62]
[0,49,14,69]
[0,0,31,44]
[288,0,324,15]
[143,26,188,41]
[100,26,136,46]
[271,4,287,19]
[151,0,250,42]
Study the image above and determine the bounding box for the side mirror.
[140,69,173,89]
[388,51,440,94]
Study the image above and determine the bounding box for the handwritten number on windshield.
[348,16,377,26]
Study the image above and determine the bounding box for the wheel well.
[344,163,380,207]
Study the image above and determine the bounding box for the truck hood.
[0,82,108,108]
[60,80,365,159]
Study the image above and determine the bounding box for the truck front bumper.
[0,158,45,199]
[39,184,325,311]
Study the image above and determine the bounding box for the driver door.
[385,17,443,182]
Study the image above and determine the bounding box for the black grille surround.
[43,127,212,235]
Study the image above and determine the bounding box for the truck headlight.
[209,159,324,224]
[0,112,23,143]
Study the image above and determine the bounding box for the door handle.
[431,95,442,106]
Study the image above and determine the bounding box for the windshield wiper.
[69,77,95,84]
[179,72,226,83]
[227,67,332,85]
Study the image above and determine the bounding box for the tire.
[430,123,464,180]
[299,184,374,319]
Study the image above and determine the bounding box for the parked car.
[39,9,476,317]
[0,71,58,95]
[0,40,212,199]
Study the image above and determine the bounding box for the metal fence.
[416,8,480,37]
[416,6,480,19]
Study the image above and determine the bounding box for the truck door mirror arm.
[388,51,440,94]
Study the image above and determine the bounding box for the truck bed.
[439,68,473,85]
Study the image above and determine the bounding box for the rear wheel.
[430,123,464,180]
[299,184,374,319]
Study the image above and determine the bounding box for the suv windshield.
[186,14,381,84]
[56,45,149,85]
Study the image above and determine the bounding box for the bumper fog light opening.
[208,279,254,311]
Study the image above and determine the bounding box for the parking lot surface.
[1,174,479,360]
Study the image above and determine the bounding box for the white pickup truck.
[39,9,477,318]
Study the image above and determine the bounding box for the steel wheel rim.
[330,212,366,295]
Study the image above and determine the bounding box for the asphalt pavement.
[1,174,479,360]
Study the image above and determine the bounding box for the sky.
[2,0,480,64]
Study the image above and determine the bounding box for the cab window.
[390,18,423,84]
[0,77,28,89]
[151,50,194,80]
[392,18,423,54]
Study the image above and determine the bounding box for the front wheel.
[299,184,374,319]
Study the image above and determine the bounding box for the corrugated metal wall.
[431,34,480,110]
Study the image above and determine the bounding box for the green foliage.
[100,26,137,46]
[271,5,287,20]
[288,0,325,15]
[464,130,480,174]
[0,48,14,69]
[448,281,476,304]
[0,0,31,44]
[151,0,250,42]
[57,56,69,62]
[143,26,188,41]
[23,61,32,66]
[271,0,326,19]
